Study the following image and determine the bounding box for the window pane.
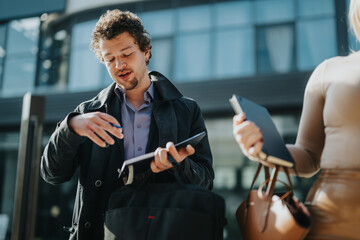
[140,10,174,37]
[148,38,172,79]
[68,20,102,91]
[297,18,337,71]
[215,1,253,28]
[2,57,36,95]
[174,33,211,82]
[68,48,101,91]
[71,20,97,47]
[297,0,334,18]
[256,0,295,24]
[257,24,295,74]
[178,5,211,32]
[215,28,255,78]
[1,17,39,96]
[6,18,40,55]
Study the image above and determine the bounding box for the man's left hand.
[151,142,195,173]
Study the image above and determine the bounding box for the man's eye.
[124,52,133,57]
[106,58,114,63]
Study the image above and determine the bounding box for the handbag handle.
[258,178,292,201]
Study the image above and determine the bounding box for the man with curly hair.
[41,9,214,239]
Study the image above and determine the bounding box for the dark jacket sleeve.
[40,112,86,185]
[177,100,214,189]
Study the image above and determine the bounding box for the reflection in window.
[257,24,295,74]
[174,33,211,82]
[2,17,40,96]
[68,20,104,91]
[215,28,255,78]
[297,18,337,71]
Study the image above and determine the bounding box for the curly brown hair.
[90,9,152,64]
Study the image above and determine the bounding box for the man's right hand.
[69,112,123,147]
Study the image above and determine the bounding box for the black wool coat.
[40,71,214,240]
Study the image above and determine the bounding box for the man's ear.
[145,46,150,61]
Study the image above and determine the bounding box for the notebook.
[118,131,207,178]
[229,94,295,168]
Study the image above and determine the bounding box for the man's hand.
[151,142,195,173]
[69,112,123,147]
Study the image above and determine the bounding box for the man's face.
[99,32,150,91]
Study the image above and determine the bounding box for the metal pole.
[11,92,45,240]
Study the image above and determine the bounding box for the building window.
[296,0,337,71]
[174,32,211,82]
[214,1,255,78]
[68,19,105,91]
[148,38,173,78]
[39,0,339,92]
[1,17,40,96]
[255,0,295,24]
[297,18,337,70]
[215,28,255,78]
[257,24,295,74]
[140,9,175,79]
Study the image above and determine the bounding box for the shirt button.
[137,124,141,128]
[84,221,91,229]
[138,147,142,151]
[95,180,102,187]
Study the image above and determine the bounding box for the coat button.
[84,221,91,229]
[95,180,102,187]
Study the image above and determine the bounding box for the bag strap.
[260,165,295,232]
[242,163,269,230]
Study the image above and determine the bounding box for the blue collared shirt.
[115,83,154,160]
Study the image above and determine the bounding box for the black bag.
[104,157,226,240]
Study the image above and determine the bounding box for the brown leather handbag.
[236,163,312,240]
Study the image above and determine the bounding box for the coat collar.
[86,71,183,111]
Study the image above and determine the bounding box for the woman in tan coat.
[233,0,360,239]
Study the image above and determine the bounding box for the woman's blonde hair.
[349,0,360,42]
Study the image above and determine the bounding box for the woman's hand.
[233,113,264,161]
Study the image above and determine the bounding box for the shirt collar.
[114,82,154,103]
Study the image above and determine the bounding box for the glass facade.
[0,0,341,95]
[1,17,40,96]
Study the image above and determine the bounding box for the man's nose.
[115,58,126,69]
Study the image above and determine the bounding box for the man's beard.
[125,78,138,90]
[116,77,138,91]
